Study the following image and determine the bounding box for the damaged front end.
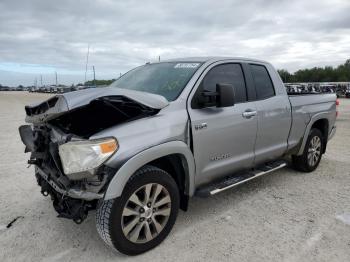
[19,88,168,223]
[19,124,114,224]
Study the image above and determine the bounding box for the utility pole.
[92,65,96,87]
[158,56,160,62]
[55,72,58,86]
[40,75,43,87]
[84,44,90,84]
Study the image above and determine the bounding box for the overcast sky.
[0,0,349,86]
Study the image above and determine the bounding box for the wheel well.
[311,119,329,153]
[148,154,189,211]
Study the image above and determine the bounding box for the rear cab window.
[250,64,275,99]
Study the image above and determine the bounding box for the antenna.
[84,44,90,84]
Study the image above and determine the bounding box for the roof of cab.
[162,56,269,64]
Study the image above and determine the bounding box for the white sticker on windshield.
[174,63,200,69]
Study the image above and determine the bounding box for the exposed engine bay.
[48,96,159,138]
[19,94,162,223]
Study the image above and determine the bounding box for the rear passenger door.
[188,62,258,186]
[249,64,291,164]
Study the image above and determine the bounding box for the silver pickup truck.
[19,57,337,255]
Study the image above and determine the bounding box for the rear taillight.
[336,99,340,117]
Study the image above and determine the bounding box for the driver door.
[188,62,258,186]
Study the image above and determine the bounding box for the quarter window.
[250,64,275,99]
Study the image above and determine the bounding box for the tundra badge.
[195,123,207,130]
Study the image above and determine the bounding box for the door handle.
[242,110,257,118]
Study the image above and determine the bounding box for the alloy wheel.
[307,136,321,167]
[121,183,172,243]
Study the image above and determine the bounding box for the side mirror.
[197,83,235,108]
[216,83,235,107]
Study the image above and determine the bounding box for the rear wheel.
[292,128,324,172]
[96,165,179,255]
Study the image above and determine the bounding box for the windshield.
[110,62,202,101]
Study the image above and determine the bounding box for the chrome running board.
[196,160,287,197]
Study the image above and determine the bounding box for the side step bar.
[196,160,287,197]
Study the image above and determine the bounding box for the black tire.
[96,165,179,255]
[292,128,324,172]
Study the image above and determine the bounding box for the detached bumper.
[36,166,103,201]
[328,125,336,141]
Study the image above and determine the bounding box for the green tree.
[278,59,350,82]
[277,69,292,82]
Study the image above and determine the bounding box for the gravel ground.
[0,91,349,262]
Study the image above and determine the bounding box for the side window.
[200,63,247,104]
[250,64,275,99]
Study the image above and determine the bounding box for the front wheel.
[96,165,179,255]
[292,128,324,172]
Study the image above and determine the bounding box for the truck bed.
[288,93,336,107]
[287,93,337,152]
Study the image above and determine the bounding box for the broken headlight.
[58,138,118,178]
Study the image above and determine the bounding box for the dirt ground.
[0,91,349,262]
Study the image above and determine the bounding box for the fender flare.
[104,141,196,200]
[297,111,330,155]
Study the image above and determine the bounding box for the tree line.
[278,59,350,83]
[82,79,116,86]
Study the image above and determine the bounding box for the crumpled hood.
[25,87,169,124]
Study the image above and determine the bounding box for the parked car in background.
[346,86,350,98]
